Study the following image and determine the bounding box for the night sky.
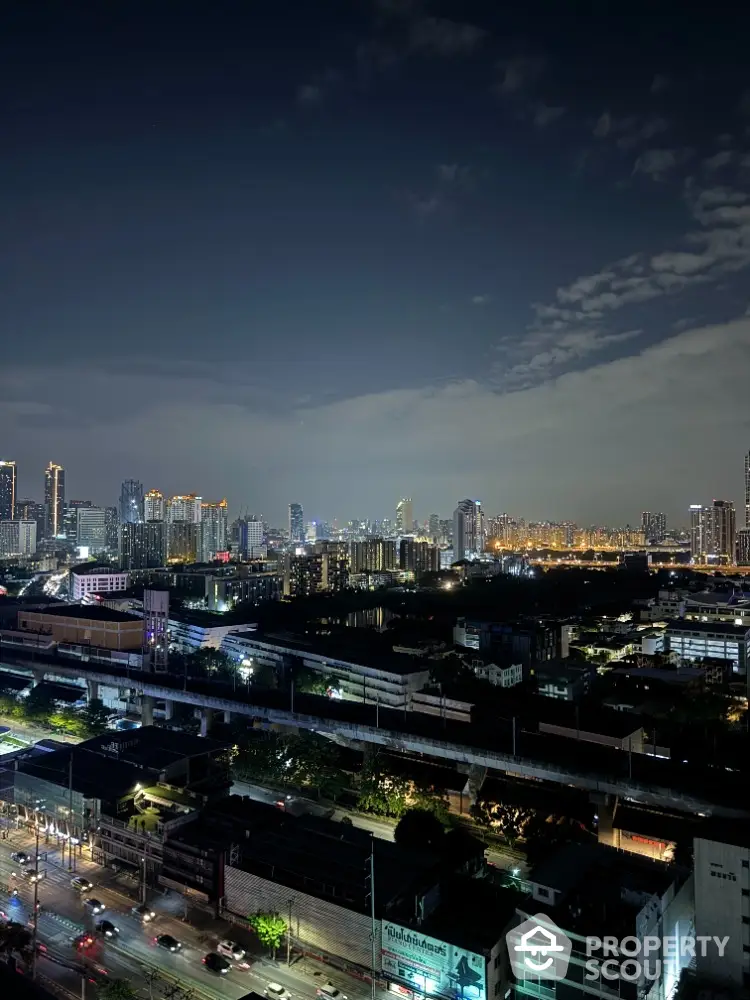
[2,2,749,526]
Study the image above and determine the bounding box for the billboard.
[381,922,486,1000]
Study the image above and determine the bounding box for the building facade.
[0,460,16,522]
[167,494,202,523]
[71,568,129,601]
[641,511,666,543]
[120,521,167,570]
[119,479,144,524]
[44,462,65,538]
[0,520,37,558]
[396,497,414,535]
[144,489,165,522]
[167,521,200,563]
[453,499,484,561]
[76,507,107,552]
[200,500,228,561]
[399,539,441,577]
[288,503,304,544]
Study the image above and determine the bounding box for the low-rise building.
[664,619,750,683]
[533,660,595,701]
[70,565,129,601]
[17,604,144,650]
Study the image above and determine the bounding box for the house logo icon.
[506,914,572,981]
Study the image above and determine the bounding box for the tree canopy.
[248,912,287,957]
[394,808,446,851]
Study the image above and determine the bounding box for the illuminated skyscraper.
[76,507,107,552]
[144,489,165,521]
[120,521,167,569]
[745,451,750,529]
[641,511,667,544]
[119,479,144,524]
[689,505,708,562]
[105,506,119,551]
[395,498,413,535]
[0,461,16,522]
[201,499,228,561]
[428,513,440,541]
[44,462,65,538]
[167,494,202,523]
[288,503,304,544]
[711,500,736,565]
[453,499,483,560]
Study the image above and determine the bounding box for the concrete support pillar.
[32,669,46,689]
[465,765,488,805]
[141,695,155,728]
[591,793,617,848]
[223,710,231,724]
[199,708,214,738]
[362,742,378,767]
[87,680,100,702]
[164,700,174,721]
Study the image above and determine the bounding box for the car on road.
[96,920,119,938]
[265,983,291,999]
[71,877,93,893]
[217,939,245,961]
[21,869,45,883]
[72,933,96,952]
[10,852,30,865]
[317,984,347,1000]
[155,934,182,953]
[131,903,156,922]
[202,952,231,975]
[84,898,105,915]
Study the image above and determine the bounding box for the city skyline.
[2,6,750,525]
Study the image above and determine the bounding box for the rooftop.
[238,629,433,676]
[613,803,702,845]
[666,619,750,636]
[16,746,144,800]
[21,603,143,624]
[694,818,750,851]
[70,564,121,577]
[416,878,525,953]
[80,725,230,770]
[684,591,750,608]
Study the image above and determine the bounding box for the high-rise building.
[399,539,440,577]
[395,498,414,536]
[711,500,736,565]
[166,494,202,523]
[453,499,483,560]
[237,517,264,559]
[15,498,45,540]
[745,451,750,529]
[288,503,304,544]
[641,511,667,544]
[201,499,228,561]
[44,462,65,538]
[144,489,165,521]
[0,520,37,558]
[105,506,119,551]
[428,514,440,541]
[120,521,167,570]
[63,500,93,543]
[0,461,16,521]
[76,507,107,552]
[119,479,144,524]
[737,528,750,567]
[349,538,397,573]
[167,521,200,563]
[689,505,708,562]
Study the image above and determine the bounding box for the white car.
[317,985,347,1000]
[265,984,290,1000]
[131,904,156,923]
[217,939,246,961]
[71,877,93,893]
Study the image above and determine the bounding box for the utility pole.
[30,826,41,980]
[368,835,376,1000]
[68,753,74,871]
[287,899,292,966]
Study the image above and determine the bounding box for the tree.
[79,698,115,736]
[394,808,446,851]
[248,912,287,959]
[0,920,33,966]
[470,800,536,847]
[357,762,410,818]
[98,980,139,1000]
[21,686,56,723]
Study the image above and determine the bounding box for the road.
[230,779,528,874]
[1,828,395,1000]
[0,717,82,746]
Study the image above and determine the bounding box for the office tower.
[15,498,45,540]
[119,479,144,524]
[438,518,452,544]
[453,498,483,560]
[737,528,750,567]
[0,520,37,558]
[0,461,16,521]
[689,505,707,562]
[395,498,413,536]
[399,539,440,576]
[76,507,107,552]
[288,503,304,544]
[63,500,93,542]
[711,500,736,565]
[144,489,165,521]
[641,511,667,544]
[428,513,440,541]
[237,516,264,559]
[44,462,65,538]
[105,506,119,551]
[166,521,200,563]
[120,521,167,570]
[166,493,202,523]
[745,451,750,528]
[201,499,228,561]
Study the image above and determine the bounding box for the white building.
[166,494,202,523]
[144,489,165,521]
[71,569,129,601]
[201,500,228,561]
[0,519,37,557]
[467,657,523,688]
[694,826,750,990]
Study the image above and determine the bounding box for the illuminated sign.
[381,921,486,1000]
